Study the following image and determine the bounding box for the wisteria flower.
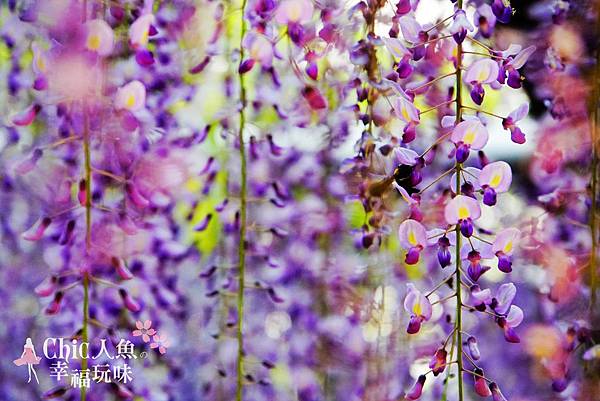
[499,305,523,343]
[502,103,528,144]
[275,0,313,24]
[493,282,516,315]
[502,45,536,88]
[403,284,432,334]
[398,219,427,264]
[444,194,481,237]
[492,0,512,23]
[492,228,520,272]
[31,43,48,90]
[12,104,41,126]
[398,16,423,44]
[129,13,155,49]
[405,375,426,400]
[382,37,410,59]
[475,4,497,38]
[489,382,509,401]
[451,118,489,163]
[464,59,499,105]
[133,320,157,343]
[150,333,170,354]
[479,161,512,206]
[473,368,492,396]
[394,97,420,143]
[451,166,481,195]
[449,10,474,44]
[85,19,114,56]
[240,32,274,73]
[275,0,313,44]
[429,348,448,376]
[471,284,493,309]
[466,250,490,281]
[115,80,146,112]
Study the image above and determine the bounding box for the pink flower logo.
[150,333,170,355]
[132,320,156,343]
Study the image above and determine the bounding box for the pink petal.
[382,37,410,58]
[34,276,56,297]
[506,305,523,327]
[394,97,420,124]
[85,19,115,56]
[115,80,146,112]
[142,334,150,343]
[464,59,499,84]
[492,227,521,256]
[508,103,529,122]
[479,161,512,192]
[13,104,41,126]
[451,119,489,150]
[22,217,52,241]
[399,16,421,43]
[444,195,481,224]
[398,219,427,249]
[129,14,155,49]
[508,45,536,69]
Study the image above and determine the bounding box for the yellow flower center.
[463,130,475,144]
[408,230,418,246]
[36,57,46,73]
[412,302,422,316]
[87,34,101,50]
[401,106,410,121]
[126,94,136,109]
[490,173,502,188]
[142,30,149,45]
[504,241,513,254]
[477,70,487,82]
[458,206,470,219]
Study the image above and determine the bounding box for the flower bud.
[119,288,141,312]
[405,375,426,400]
[467,336,481,360]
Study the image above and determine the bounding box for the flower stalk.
[236,0,249,398]
[454,2,465,400]
[81,2,91,398]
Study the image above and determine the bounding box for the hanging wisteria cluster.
[0,0,598,401]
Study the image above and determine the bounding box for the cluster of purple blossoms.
[1,0,599,401]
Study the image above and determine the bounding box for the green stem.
[454,2,464,401]
[81,105,91,401]
[236,0,249,399]
[81,1,90,397]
